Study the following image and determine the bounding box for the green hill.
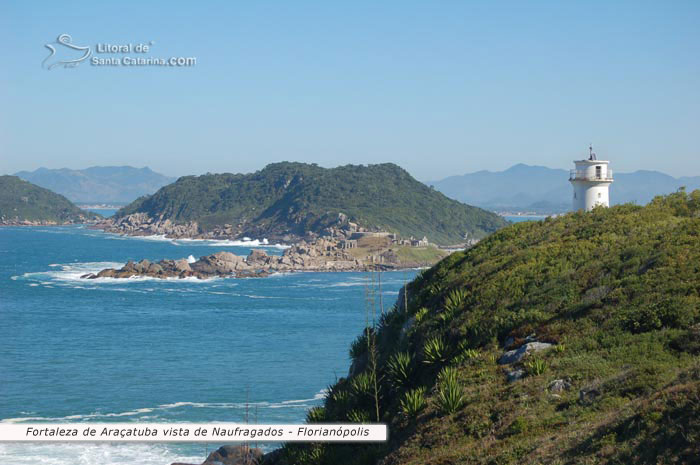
[0,175,99,224]
[280,189,700,465]
[115,162,507,244]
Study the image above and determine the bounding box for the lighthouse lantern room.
[569,146,613,211]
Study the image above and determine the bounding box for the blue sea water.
[503,215,548,223]
[0,226,416,464]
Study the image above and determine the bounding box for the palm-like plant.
[306,406,326,423]
[400,387,427,418]
[437,366,459,386]
[525,358,547,376]
[386,351,413,389]
[423,336,449,365]
[436,371,466,415]
[444,288,467,312]
[351,371,375,398]
[414,307,429,323]
[347,409,371,424]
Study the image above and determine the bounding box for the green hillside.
[0,175,99,223]
[115,163,507,244]
[280,189,700,465]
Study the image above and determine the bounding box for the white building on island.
[569,146,613,211]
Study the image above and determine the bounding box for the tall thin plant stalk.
[364,270,381,422]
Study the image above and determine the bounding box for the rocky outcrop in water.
[171,445,265,465]
[82,239,375,280]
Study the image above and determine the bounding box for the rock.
[260,448,287,465]
[549,378,572,393]
[147,263,163,274]
[103,213,200,239]
[498,342,554,365]
[190,256,221,275]
[133,259,151,272]
[506,368,525,383]
[174,259,192,272]
[95,269,118,278]
[247,249,269,264]
[203,445,263,465]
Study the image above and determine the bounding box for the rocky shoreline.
[95,213,292,242]
[81,240,395,280]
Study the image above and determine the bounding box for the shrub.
[423,336,449,365]
[506,416,529,436]
[349,327,373,361]
[621,298,695,334]
[387,351,413,389]
[400,387,427,418]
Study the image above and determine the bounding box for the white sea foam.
[0,443,201,465]
[106,232,289,249]
[187,254,196,263]
[13,262,125,284]
[12,262,222,287]
[174,238,289,249]
[1,389,328,424]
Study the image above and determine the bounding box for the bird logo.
[42,34,91,70]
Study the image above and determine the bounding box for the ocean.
[0,225,416,464]
[503,215,548,223]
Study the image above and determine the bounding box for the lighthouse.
[569,146,613,211]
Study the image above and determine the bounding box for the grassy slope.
[344,236,450,267]
[0,175,99,223]
[116,163,507,244]
[282,189,700,465]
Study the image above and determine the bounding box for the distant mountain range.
[429,164,700,213]
[0,176,99,224]
[14,166,176,204]
[113,162,508,244]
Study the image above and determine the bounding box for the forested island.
[0,175,99,225]
[99,162,507,246]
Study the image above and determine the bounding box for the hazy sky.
[1,1,698,181]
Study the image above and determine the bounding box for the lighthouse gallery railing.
[569,169,613,181]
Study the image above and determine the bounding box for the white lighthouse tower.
[569,146,613,211]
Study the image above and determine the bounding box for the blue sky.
[1,1,698,180]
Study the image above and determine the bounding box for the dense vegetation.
[281,189,700,465]
[116,163,507,244]
[0,176,99,223]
